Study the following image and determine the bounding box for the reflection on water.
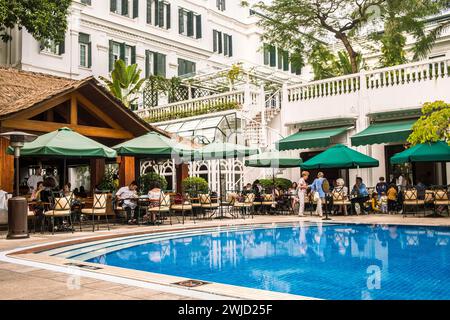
[89,223,450,300]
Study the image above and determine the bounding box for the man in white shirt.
[116,181,139,223]
[27,168,43,193]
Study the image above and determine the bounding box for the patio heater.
[0,131,37,239]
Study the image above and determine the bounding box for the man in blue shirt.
[310,172,325,217]
[351,177,369,214]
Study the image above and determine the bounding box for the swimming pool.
[50,222,450,300]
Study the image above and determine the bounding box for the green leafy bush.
[257,178,292,191]
[182,177,209,195]
[138,172,168,193]
[97,167,116,192]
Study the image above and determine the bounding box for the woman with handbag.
[310,172,326,217]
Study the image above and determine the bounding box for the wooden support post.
[0,137,14,192]
[90,158,105,193]
[118,156,136,187]
[176,163,189,194]
[70,95,78,125]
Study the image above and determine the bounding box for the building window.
[213,30,232,57]
[145,50,166,77]
[178,58,196,76]
[290,52,302,75]
[263,44,276,67]
[78,33,91,68]
[216,0,225,11]
[147,0,171,29]
[178,8,201,38]
[277,48,289,71]
[110,0,139,18]
[81,0,91,5]
[109,40,136,71]
[40,39,65,56]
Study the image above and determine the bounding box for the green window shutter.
[283,51,289,71]
[165,3,171,29]
[263,44,269,65]
[187,11,194,36]
[156,53,166,77]
[120,42,126,60]
[213,30,217,52]
[122,0,129,16]
[224,34,228,56]
[228,35,232,57]
[87,42,92,68]
[145,50,150,77]
[277,48,282,69]
[58,39,65,55]
[269,45,276,67]
[178,9,184,34]
[177,58,184,75]
[195,15,202,38]
[133,0,139,18]
[110,0,117,12]
[109,40,114,71]
[146,0,151,23]
[158,0,164,27]
[81,0,91,5]
[154,0,159,25]
[131,46,136,64]
[218,31,222,54]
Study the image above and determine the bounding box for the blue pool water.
[87,223,450,300]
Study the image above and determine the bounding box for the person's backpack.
[322,178,330,193]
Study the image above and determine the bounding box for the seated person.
[144,182,165,224]
[288,182,299,209]
[116,181,139,224]
[387,184,398,214]
[77,186,88,198]
[350,177,370,215]
[332,178,348,215]
[376,177,388,199]
[370,192,381,213]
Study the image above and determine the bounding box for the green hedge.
[138,172,168,193]
[257,178,292,191]
[182,176,209,195]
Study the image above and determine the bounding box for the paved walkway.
[1,214,449,300]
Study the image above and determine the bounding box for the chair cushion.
[201,203,219,208]
[148,206,170,212]
[44,210,71,216]
[27,210,35,217]
[191,203,202,207]
[81,208,108,215]
[435,200,450,205]
[171,204,193,210]
[262,201,275,205]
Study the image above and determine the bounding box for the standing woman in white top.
[298,171,310,216]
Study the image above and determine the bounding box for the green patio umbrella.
[301,144,379,169]
[7,127,116,158]
[6,127,117,186]
[390,141,450,164]
[112,132,197,159]
[245,150,303,168]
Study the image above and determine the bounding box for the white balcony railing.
[135,90,252,122]
[288,57,450,102]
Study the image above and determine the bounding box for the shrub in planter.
[138,172,168,194]
[257,178,292,191]
[182,177,209,195]
[97,168,117,192]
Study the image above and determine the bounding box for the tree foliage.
[248,0,383,74]
[0,0,71,43]
[372,0,449,66]
[408,101,450,146]
[99,59,145,108]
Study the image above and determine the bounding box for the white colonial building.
[1,0,449,192]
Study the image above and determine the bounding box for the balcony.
[285,57,450,125]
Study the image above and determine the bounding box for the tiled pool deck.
[1,214,449,300]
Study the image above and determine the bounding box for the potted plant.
[138,172,168,194]
[182,177,209,196]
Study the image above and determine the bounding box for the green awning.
[276,127,350,151]
[351,119,416,146]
